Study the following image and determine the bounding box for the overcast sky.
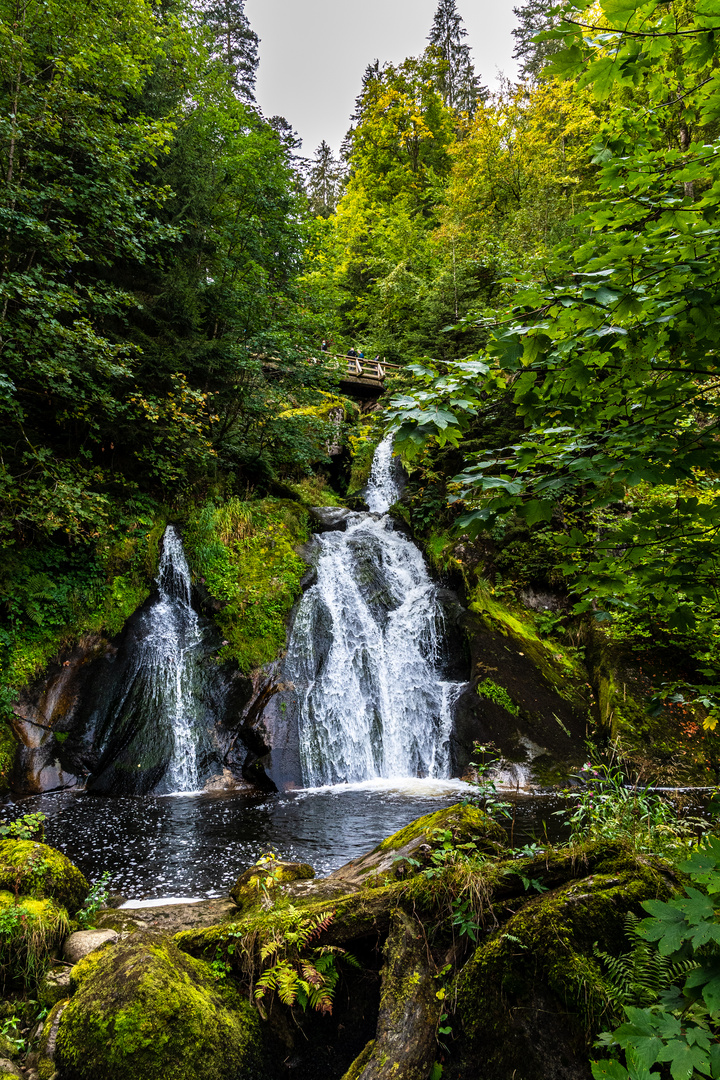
[244,0,519,157]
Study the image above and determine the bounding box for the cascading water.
[284,435,465,787]
[80,525,231,796]
[150,526,202,792]
[365,432,402,512]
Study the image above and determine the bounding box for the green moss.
[468,580,586,704]
[55,932,265,1080]
[0,724,16,797]
[0,516,165,695]
[340,1039,376,1080]
[0,840,88,913]
[0,890,70,990]
[376,803,506,855]
[454,852,676,1080]
[284,476,345,507]
[184,498,310,672]
[230,860,315,910]
[476,678,519,716]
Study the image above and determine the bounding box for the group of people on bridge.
[321,339,381,363]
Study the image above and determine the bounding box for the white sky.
[244,0,519,156]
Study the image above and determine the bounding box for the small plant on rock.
[0,813,46,842]
[77,872,112,929]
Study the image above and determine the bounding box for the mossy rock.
[38,997,67,1080]
[230,859,315,910]
[55,931,265,1080]
[377,803,505,855]
[0,891,70,990]
[322,803,507,891]
[451,856,677,1080]
[38,965,72,1010]
[0,840,88,913]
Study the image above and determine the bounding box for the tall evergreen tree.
[512,0,563,80]
[427,0,484,113]
[305,141,345,218]
[199,0,259,101]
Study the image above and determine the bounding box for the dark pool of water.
[12,781,709,902]
[9,781,568,901]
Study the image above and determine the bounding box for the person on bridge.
[321,339,329,352]
[346,347,357,358]
[357,349,365,359]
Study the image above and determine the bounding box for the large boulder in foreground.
[448,850,678,1080]
[0,839,88,913]
[55,932,265,1080]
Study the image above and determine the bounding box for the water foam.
[285,436,465,787]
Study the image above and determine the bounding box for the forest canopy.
[3,0,720,733]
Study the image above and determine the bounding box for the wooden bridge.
[257,351,400,400]
[309,352,400,393]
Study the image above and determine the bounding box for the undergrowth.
[0,509,166,708]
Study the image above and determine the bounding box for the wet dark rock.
[450,608,588,781]
[308,506,355,532]
[95,897,238,936]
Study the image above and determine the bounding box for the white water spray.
[285,436,465,786]
[365,433,402,512]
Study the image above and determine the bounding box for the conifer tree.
[306,141,345,218]
[512,0,563,80]
[199,0,259,101]
[427,0,484,113]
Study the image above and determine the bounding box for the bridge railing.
[310,352,401,382]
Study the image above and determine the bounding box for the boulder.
[55,931,264,1080]
[230,859,315,909]
[449,854,678,1080]
[0,840,88,913]
[321,802,506,893]
[308,506,355,532]
[0,1061,21,1078]
[38,966,72,1010]
[63,929,118,964]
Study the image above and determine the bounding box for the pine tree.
[512,0,563,80]
[305,141,345,218]
[427,0,484,113]
[200,0,259,101]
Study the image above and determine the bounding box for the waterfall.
[83,525,218,795]
[365,433,402,513]
[284,435,465,787]
[152,527,202,792]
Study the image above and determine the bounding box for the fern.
[594,912,697,1014]
[253,908,356,1018]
